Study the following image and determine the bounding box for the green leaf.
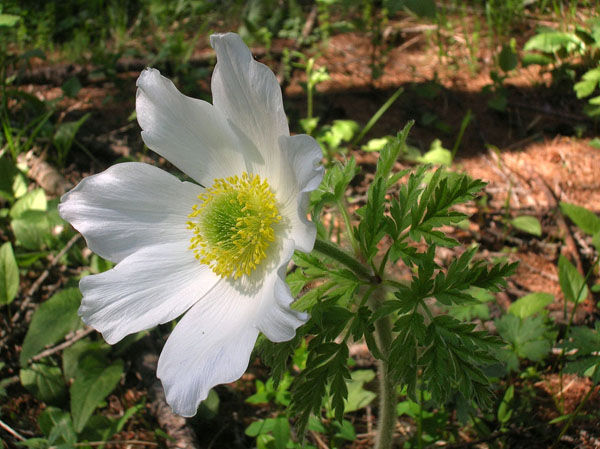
[20,288,82,365]
[575,79,598,99]
[358,176,388,260]
[20,363,67,404]
[344,370,376,413]
[446,287,494,321]
[62,339,110,382]
[509,292,554,319]
[421,316,500,407]
[574,68,600,99]
[375,121,413,182]
[497,385,514,424]
[61,77,82,98]
[560,202,600,235]
[496,314,556,367]
[70,357,124,432]
[271,417,290,449]
[558,255,589,304]
[11,211,55,250]
[403,0,436,18]
[0,242,19,305]
[418,139,452,166]
[362,137,390,152]
[320,120,359,150]
[0,14,20,27]
[10,188,46,219]
[38,407,76,446]
[521,52,554,66]
[499,44,518,72]
[524,31,585,54]
[510,215,542,236]
[561,323,600,383]
[310,159,358,221]
[0,156,27,200]
[290,343,350,435]
[53,113,91,162]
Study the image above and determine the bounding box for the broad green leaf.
[575,79,598,99]
[197,389,220,420]
[0,242,19,305]
[20,363,66,404]
[90,254,114,274]
[10,188,46,219]
[509,292,554,319]
[418,139,452,166]
[574,68,600,99]
[403,0,436,18]
[271,417,290,449]
[499,44,518,72]
[558,255,589,304]
[70,357,124,432]
[510,215,542,236]
[53,113,91,161]
[344,370,376,413]
[521,52,554,66]
[0,157,27,200]
[61,77,82,98]
[362,137,390,152]
[62,339,110,382]
[560,202,600,235]
[524,31,585,54]
[246,417,289,444]
[20,288,82,365]
[38,407,76,446]
[332,419,356,441]
[11,211,54,250]
[0,14,20,27]
[593,231,600,250]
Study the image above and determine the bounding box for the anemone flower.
[59,33,323,417]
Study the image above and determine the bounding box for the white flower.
[58,33,323,417]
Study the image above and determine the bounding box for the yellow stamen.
[187,172,281,279]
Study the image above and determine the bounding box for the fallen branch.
[18,150,72,196]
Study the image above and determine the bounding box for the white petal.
[210,33,289,173]
[277,134,324,252]
[136,68,247,185]
[59,162,200,263]
[157,239,306,417]
[256,240,309,342]
[80,240,220,345]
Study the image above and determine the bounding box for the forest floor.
[3,20,600,449]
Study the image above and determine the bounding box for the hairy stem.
[370,286,396,449]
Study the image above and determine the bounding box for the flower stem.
[369,286,396,449]
[313,238,378,284]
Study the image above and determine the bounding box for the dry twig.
[29,326,94,364]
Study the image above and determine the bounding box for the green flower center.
[187,172,281,279]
